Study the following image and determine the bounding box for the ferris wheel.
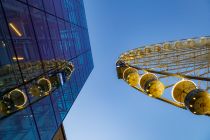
[116,36,210,116]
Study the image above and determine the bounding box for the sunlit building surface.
[0,0,93,139]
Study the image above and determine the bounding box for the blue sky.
[64,0,210,140]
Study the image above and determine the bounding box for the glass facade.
[0,0,93,139]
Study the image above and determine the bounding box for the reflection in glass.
[0,107,40,140]
[37,78,52,95]
[0,0,94,139]
[2,0,44,82]
[0,88,27,115]
[0,59,74,116]
[0,2,23,93]
[8,89,27,108]
[12,56,24,61]
[31,96,58,140]
[8,23,22,37]
[47,14,64,60]
[30,7,56,71]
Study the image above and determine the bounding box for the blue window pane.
[18,0,26,3]
[73,0,81,26]
[53,0,63,18]
[67,0,78,24]
[60,22,71,60]
[60,0,69,21]
[84,30,91,50]
[2,0,44,82]
[61,0,72,22]
[78,55,85,83]
[79,1,88,28]
[65,22,76,59]
[70,59,80,99]
[29,8,56,71]
[51,88,67,125]
[31,96,58,140]
[87,51,94,70]
[79,28,85,54]
[28,0,44,10]
[0,0,94,139]
[57,19,68,60]
[0,4,23,93]
[0,107,39,140]
[71,25,82,55]
[47,14,64,60]
[43,0,55,15]
[62,81,74,110]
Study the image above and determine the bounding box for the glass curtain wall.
[0,0,93,139]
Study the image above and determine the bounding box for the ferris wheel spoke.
[117,36,210,116]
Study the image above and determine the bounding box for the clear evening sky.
[64,0,210,140]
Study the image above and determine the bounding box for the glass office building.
[0,0,93,139]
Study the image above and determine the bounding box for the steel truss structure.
[116,36,210,116]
